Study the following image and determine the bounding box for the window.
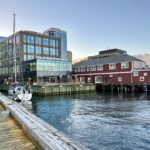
[27,35,34,44]
[118,77,122,82]
[23,35,26,43]
[97,64,103,71]
[27,45,34,53]
[133,71,138,77]
[91,65,96,71]
[43,38,49,46]
[43,47,49,55]
[87,66,90,72]
[27,55,34,60]
[35,46,41,54]
[50,48,56,55]
[109,63,116,70]
[121,62,129,69]
[23,45,26,53]
[50,39,55,47]
[78,67,80,72]
[87,77,91,82]
[24,54,27,61]
[35,37,41,45]
[144,72,147,76]
[81,66,85,72]
[95,76,102,83]
[56,40,59,47]
[16,35,20,44]
[55,49,59,56]
[74,68,77,72]
[140,76,144,82]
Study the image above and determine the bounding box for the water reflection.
[31,92,150,150]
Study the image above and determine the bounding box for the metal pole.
[13,13,17,83]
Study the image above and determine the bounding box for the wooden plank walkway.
[0,105,37,150]
[0,92,89,150]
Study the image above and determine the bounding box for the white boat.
[8,84,32,101]
[8,14,32,101]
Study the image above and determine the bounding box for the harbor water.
[31,92,150,150]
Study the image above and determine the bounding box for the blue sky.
[0,0,150,59]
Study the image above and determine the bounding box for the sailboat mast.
[13,13,17,83]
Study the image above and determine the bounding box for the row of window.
[23,35,59,47]
[24,54,60,61]
[79,76,145,82]
[23,45,59,56]
[74,62,129,72]
[0,65,20,75]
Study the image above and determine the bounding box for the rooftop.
[43,27,66,34]
[99,48,127,55]
[73,54,143,68]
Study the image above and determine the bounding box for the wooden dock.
[0,92,89,150]
[0,105,37,150]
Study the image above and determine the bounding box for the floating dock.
[0,92,89,150]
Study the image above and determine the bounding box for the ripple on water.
[31,93,150,150]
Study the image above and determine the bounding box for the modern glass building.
[43,28,67,60]
[0,29,72,83]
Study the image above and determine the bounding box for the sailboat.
[8,13,32,101]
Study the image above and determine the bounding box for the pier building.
[72,48,150,85]
[0,28,72,83]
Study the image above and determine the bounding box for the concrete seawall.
[0,83,96,96]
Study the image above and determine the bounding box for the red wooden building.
[72,49,150,85]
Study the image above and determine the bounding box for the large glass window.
[52,40,55,47]
[35,46,41,54]
[55,49,59,56]
[27,35,34,44]
[43,38,49,46]
[35,37,41,45]
[56,40,58,47]
[27,45,34,53]
[50,39,55,47]
[36,60,72,74]
[43,47,49,55]
[23,35,26,43]
[23,45,26,53]
[30,62,36,71]
[16,35,20,44]
[50,48,56,55]
[28,55,34,60]
[24,54,27,61]
[50,39,53,46]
